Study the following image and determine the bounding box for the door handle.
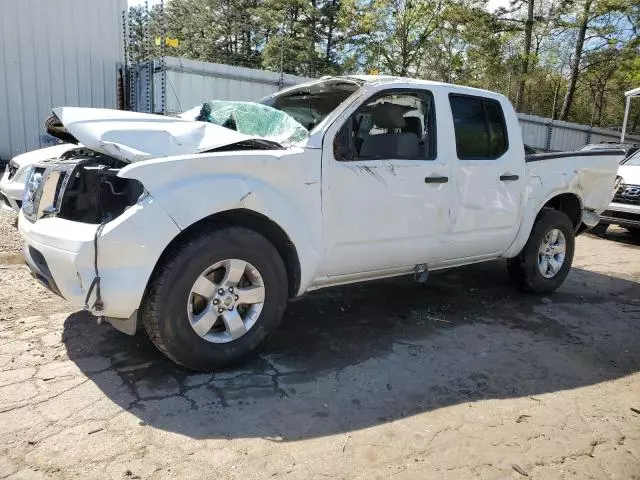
[499,174,519,181]
[425,176,448,184]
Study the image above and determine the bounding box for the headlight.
[13,165,34,183]
[22,168,45,220]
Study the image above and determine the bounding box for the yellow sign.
[155,37,179,48]
[368,69,380,75]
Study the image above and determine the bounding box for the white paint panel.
[0,0,126,160]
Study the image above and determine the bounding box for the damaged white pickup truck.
[19,76,622,370]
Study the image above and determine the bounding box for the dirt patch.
[0,210,20,256]
[0,233,638,479]
[0,253,23,265]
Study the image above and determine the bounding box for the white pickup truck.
[18,76,622,371]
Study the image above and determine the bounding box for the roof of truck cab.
[341,75,509,100]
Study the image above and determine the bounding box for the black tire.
[626,227,640,241]
[507,209,575,293]
[141,226,288,371]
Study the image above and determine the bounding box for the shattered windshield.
[180,78,362,146]
[180,100,309,145]
[260,78,363,132]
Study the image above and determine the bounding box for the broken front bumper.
[18,195,181,329]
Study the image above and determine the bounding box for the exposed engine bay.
[23,148,144,224]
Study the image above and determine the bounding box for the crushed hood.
[51,107,283,163]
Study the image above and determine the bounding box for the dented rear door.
[445,93,526,258]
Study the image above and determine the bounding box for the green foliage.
[127,0,640,131]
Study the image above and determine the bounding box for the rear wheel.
[507,209,575,293]
[141,226,288,371]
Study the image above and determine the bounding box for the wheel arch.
[539,192,582,230]
[503,190,583,258]
[145,209,302,300]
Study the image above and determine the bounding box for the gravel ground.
[0,215,639,479]
[0,210,21,258]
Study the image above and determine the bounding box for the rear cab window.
[449,94,508,160]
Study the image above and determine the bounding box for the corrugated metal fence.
[133,57,312,115]
[519,113,640,151]
[136,57,640,151]
[0,0,126,161]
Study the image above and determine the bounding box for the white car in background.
[0,144,75,212]
[598,150,640,237]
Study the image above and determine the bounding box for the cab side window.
[449,94,508,160]
[334,90,436,161]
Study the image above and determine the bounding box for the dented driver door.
[319,87,454,278]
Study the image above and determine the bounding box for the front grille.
[612,183,640,206]
[22,164,74,222]
[7,160,18,180]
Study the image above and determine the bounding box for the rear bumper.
[600,202,640,229]
[18,195,181,320]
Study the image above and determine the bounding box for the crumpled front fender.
[118,151,322,295]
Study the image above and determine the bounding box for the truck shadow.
[586,226,640,247]
[62,260,640,441]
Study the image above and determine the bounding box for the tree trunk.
[595,92,605,126]
[595,69,614,126]
[515,0,535,111]
[559,0,592,121]
[325,0,337,66]
[551,81,560,120]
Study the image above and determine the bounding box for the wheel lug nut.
[218,308,224,314]
[228,286,234,293]
[234,295,239,300]
[218,289,224,295]
[213,299,219,305]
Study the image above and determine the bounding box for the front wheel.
[141,226,288,371]
[507,209,575,293]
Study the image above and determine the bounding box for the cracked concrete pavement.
[0,211,639,479]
